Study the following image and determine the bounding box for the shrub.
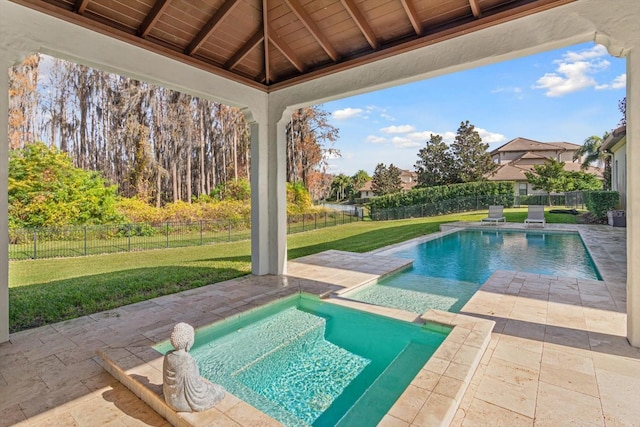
[368,181,515,211]
[116,198,163,223]
[584,191,620,218]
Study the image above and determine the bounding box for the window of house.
[519,183,527,196]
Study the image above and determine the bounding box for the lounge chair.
[525,205,545,227]
[481,205,506,225]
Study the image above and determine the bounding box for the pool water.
[348,229,601,314]
[155,295,449,427]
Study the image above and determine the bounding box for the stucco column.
[627,48,640,347]
[1,62,9,343]
[246,103,287,276]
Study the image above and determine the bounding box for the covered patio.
[1,0,639,425]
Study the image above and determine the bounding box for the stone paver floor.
[0,223,638,426]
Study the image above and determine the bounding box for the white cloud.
[596,73,627,90]
[562,44,608,62]
[476,128,507,144]
[380,113,396,121]
[380,124,416,134]
[391,136,422,149]
[365,135,387,144]
[533,45,618,97]
[332,107,363,120]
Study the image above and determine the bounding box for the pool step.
[336,342,432,426]
[193,307,326,378]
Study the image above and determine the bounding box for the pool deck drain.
[0,223,637,426]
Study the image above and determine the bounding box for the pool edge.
[96,294,494,427]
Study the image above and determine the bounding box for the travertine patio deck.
[0,223,637,426]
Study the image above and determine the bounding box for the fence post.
[33,229,37,259]
[166,222,169,248]
[200,220,203,245]
[228,220,231,242]
[325,212,327,228]
[128,224,132,252]
[302,215,305,232]
[315,213,317,230]
[84,226,87,256]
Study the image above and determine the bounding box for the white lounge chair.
[481,205,506,225]
[525,205,545,227]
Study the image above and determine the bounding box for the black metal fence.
[9,211,359,260]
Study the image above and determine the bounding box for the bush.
[9,142,123,228]
[584,191,620,218]
[368,181,515,211]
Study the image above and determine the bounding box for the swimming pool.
[155,294,449,427]
[347,229,601,314]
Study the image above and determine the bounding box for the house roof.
[601,125,626,152]
[517,151,549,160]
[13,0,574,91]
[487,159,603,181]
[490,137,579,155]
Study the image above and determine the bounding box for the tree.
[8,142,122,228]
[372,163,402,196]
[450,120,496,183]
[352,170,371,190]
[414,133,454,187]
[8,53,40,149]
[524,159,568,205]
[563,171,603,192]
[619,97,626,126]
[330,174,352,201]
[286,106,339,187]
[574,134,609,169]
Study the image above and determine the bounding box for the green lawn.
[8,208,579,332]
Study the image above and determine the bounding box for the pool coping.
[97,294,495,427]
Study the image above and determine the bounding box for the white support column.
[246,102,288,276]
[1,62,9,343]
[627,49,640,347]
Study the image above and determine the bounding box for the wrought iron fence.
[9,211,359,260]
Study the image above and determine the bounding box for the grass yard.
[8,208,579,332]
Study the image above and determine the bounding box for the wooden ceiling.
[12,0,574,91]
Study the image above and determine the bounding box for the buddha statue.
[162,322,225,412]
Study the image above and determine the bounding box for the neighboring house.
[601,126,627,209]
[486,137,602,195]
[358,169,418,199]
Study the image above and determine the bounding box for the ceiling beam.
[225,27,264,70]
[268,24,305,73]
[400,0,423,36]
[185,0,241,56]
[138,0,171,38]
[340,0,378,50]
[74,0,90,14]
[469,0,483,18]
[284,0,339,62]
[262,0,271,84]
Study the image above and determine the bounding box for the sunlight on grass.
[8,208,580,332]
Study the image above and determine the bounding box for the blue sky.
[321,42,626,177]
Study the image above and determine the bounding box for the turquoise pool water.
[348,229,601,314]
[155,294,449,427]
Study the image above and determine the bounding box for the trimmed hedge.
[368,181,515,210]
[584,191,620,218]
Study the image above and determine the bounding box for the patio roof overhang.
[9,0,576,92]
[1,0,639,347]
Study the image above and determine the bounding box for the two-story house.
[486,137,602,196]
[359,169,417,200]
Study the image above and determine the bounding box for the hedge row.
[368,181,515,210]
[584,191,620,218]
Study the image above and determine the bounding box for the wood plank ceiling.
[12,0,574,92]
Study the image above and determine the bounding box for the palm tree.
[574,133,609,169]
[331,174,352,201]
